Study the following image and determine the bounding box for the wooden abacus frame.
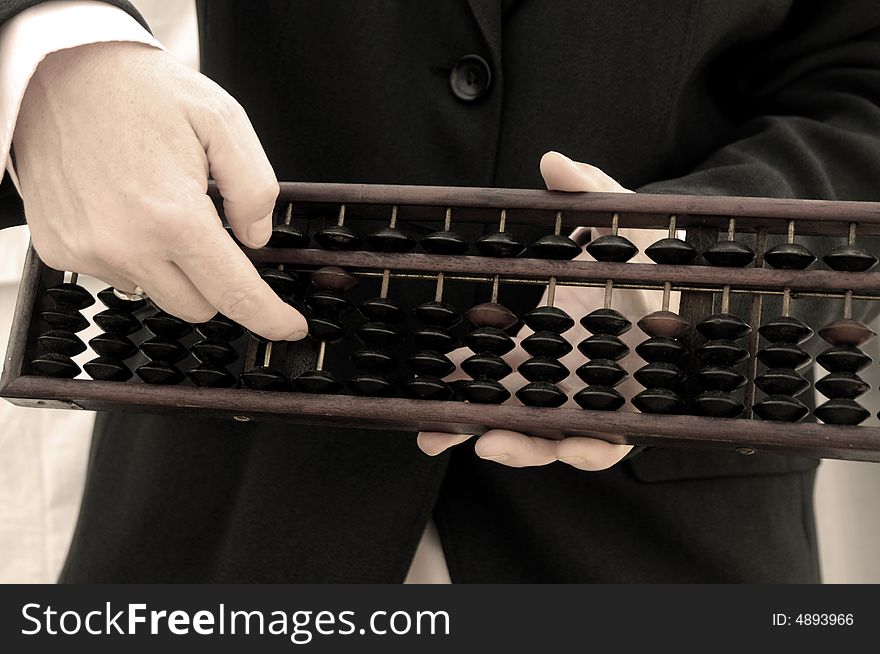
[4,183,880,462]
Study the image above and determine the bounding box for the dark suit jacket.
[3,0,880,582]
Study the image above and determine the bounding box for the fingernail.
[286,328,307,341]
[480,453,510,463]
[558,456,587,467]
[246,215,273,247]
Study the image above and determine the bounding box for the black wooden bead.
[475,231,524,257]
[89,333,137,359]
[465,302,518,330]
[463,326,514,355]
[819,319,876,347]
[702,240,755,267]
[240,366,290,391]
[573,385,625,411]
[518,357,568,383]
[460,379,510,404]
[308,317,347,342]
[97,287,146,310]
[756,343,811,369]
[293,369,342,394]
[135,361,185,385]
[815,371,869,399]
[365,226,416,253]
[635,336,687,364]
[144,311,192,339]
[516,382,567,408]
[83,357,132,382]
[578,334,629,361]
[31,352,80,378]
[413,326,458,353]
[357,321,398,347]
[695,391,744,418]
[637,311,690,339]
[191,338,238,365]
[413,301,462,328]
[645,238,697,265]
[360,297,404,323]
[348,373,396,396]
[307,289,350,316]
[187,364,236,388]
[462,353,512,380]
[755,368,810,396]
[405,376,453,400]
[695,365,746,392]
[197,314,244,341]
[521,331,573,358]
[823,245,878,272]
[352,349,397,373]
[696,313,751,341]
[421,230,468,255]
[42,310,89,333]
[632,388,685,414]
[523,306,574,334]
[575,359,627,387]
[530,234,581,260]
[759,316,813,344]
[311,266,358,292]
[38,330,86,357]
[814,398,870,425]
[634,362,686,390]
[580,308,631,336]
[752,395,808,422]
[261,269,299,296]
[140,336,187,363]
[816,345,872,372]
[586,234,638,262]
[314,224,361,250]
[696,339,749,366]
[93,309,140,336]
[763,242,816,270]
[407,350,455,377]
[47,283,95,310]
[268,224,309,248]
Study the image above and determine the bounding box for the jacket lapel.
[465,0,502,62]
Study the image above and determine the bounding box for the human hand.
[13,42,306,340]
[417,151,666,470]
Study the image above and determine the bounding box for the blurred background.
[1,0,878,583]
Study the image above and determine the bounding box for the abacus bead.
[135,361,185,385]
[516,382,567,408]
[635,336,687,363]
[93,309,140,336]
[413,301,462,328]
[465,302,517,330]
[140,337,188,363]
[637,311,690,339]
[421,230,469,255]
[586,234,638,262]
[696,313,751,341]
[47,283,95,310]
[632,388,685,414]
[702,241,755,267]
[522,306,574,334]
[406,376,453,400]
[696,340,749,366]
[191,339,238,365]
[461,353,512,380]
[819,319,876,347]
[823,246,878,272]
[308,317,347,342]
[349,373,396,396]
[575,359,627,387]
[413,326,458,353]
[307,290,350,316]
[351,349,397,373]
[521,331,573,358]
[460,379,510,404]
[634,362,686,390]
[89,333,137,359]
[187,364,237,388]
[580,308,631,336]
[38,330,86,356]
[360,297,404,323]
[695,391,744,418]
[268,224,309,248]
[578,334,629,361]
[530,234,581,260]
[42,310,89,333]
[31,352,80,378]
[365,227,416,253]
[293,369,343,394]
[815,372,869,399]
[240,366,290,391]
[759,317,813,344]
[763,242,816,270]
[816,345,872,372]
[463,326,515,355]
[755,368,810,396]
[695,365,747,392]
[814,398,870,425]
[407,350,455,377]
[752,395,809,422]
[314,224,361,250]
[645,238,697,265]
[475,232,524,257]
[357,322,399,347]
[518,357,569,383]
[311,266,358,291]
[197,314,244,341]
[98,287,146,310]
[756,343,811,369]
[573,386,625,411]
[261,269,299,296]
[83,357,132,382]
[144,312,192,339]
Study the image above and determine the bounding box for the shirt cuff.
[0,0,164,189]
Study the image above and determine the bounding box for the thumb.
[540,151,630,192]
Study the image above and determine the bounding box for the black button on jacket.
[2,0,880,582]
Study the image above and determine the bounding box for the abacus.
[4,183,880,462]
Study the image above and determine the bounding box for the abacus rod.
[434,272,445,302]
[604,279,613,308]
[443,207,452,231]
[662,281,671,312]
[283,203,293,225]
[844,290,853,319]
[727,217,736,241]
[315,341,326,371]
[787,220,795,243]
[547,277,557,307]
[668,215,676,238]
[68,272,79,285]
[554,211,563,236]
[491,275,500,303]
[380,269,391,298]
[337,204,346,226]
[721,285,731,314]
[781,288,791,317]
[498,209,507,232]
[745,227,767,419]
[263,341,273,368]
